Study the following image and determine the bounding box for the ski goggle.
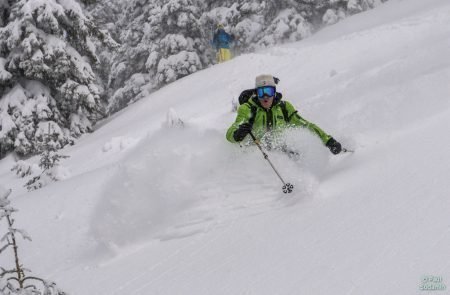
[256,86,276,99]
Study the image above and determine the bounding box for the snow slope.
[1,0,450,294]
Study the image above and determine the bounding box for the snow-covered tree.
[346,0,385,13]
[83,0,124,39]
[21,122,70,191]
[81,0,124,109]
[0,0,117,157]
[107,0,207,113]
[322,7,346,26]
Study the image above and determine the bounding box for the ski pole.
[249,132,294,194]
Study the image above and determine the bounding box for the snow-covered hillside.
[1,0,450,294]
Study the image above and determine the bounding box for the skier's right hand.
[233,122,252,142]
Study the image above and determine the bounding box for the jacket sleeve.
[284,101,332,145]
[226,104,253,143]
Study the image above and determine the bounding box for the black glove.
[233,122,252,142]
[326,137,342,155]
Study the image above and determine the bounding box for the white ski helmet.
[255,74,277,88]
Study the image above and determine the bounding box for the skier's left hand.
[326,137,342,155]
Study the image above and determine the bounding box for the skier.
[212,24,234,63]
[226,74,342,155]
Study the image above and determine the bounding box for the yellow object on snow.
[217,48,232,63]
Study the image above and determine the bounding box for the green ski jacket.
[226,95,331,145]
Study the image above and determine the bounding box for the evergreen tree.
[23,122,70,191]
[83,0,124,39]
[0,0,117,157]
[107,0,207,113]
